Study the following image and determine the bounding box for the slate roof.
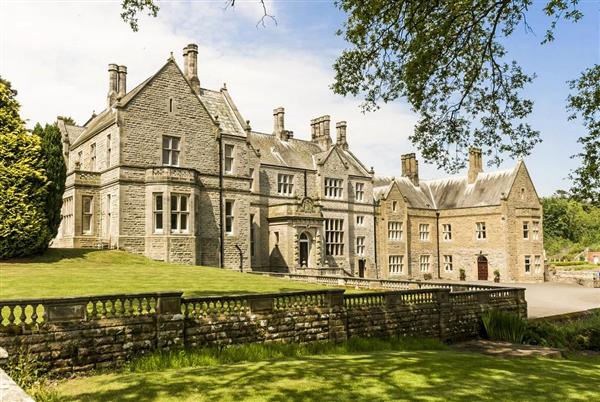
[199,89,246,136]
[57,119,85,144]
[70,108,116,148]
[374,163,521,210]
[247,131,323,170]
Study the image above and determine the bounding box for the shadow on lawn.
[1,248,96,264]
[62,351,600,402]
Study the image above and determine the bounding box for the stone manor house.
[54,43,544,282]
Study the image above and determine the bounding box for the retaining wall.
[0,287,526,375]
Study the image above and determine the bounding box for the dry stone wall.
[0,285,525,375]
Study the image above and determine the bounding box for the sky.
[1,0,599,196]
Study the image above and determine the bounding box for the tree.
[0,78,50,258]
[33,123,67,246]
[566,66,600,205]
[57,116,77,126]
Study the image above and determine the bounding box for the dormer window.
[162,136,180,166]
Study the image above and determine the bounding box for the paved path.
[511,282,600,318]
[457,281,600,318]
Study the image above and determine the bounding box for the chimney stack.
[336,121,348,150]
[468,147,483,184]
[311,115,332,149]
[273,107,286,140]
[117,65,127,98]
[183,44,201,95]
[401,153,419,186]
[107,64,119,106]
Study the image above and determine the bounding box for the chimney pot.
[401,153,419,186]
[468,147,483,184]
[273,107,288,140]
[117,65,127,98]
[107,63,119,107]
[183,43,200,95]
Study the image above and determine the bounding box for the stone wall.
[0,286,525,375]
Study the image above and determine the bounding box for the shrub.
[524,312,600,351]
[481,310,528,343]
[423,273,433,280]
[0,78,50,258]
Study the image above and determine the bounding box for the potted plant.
[493,269,500,283]
[423,273,432,281]
[459,269,466,281]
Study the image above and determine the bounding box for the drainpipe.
[436,211,441,279]
[235,244,244,272]
[217,118,225,268]
[304,169,308,197]
[373,199,379,279]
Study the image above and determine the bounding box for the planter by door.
[477,255,488,281]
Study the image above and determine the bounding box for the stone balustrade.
[0,287,525,375]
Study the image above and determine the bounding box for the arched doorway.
[299,233,310,267]
[477,255,489,281]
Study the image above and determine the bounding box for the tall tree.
[566,65,600,205]
[34,123,67,245]
[0,78,50,258]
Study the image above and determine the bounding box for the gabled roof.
[199,89,246,136]
[374,163,521,210]
[57,119,85,144]
[70,108,116,148]
[247,131,323,170]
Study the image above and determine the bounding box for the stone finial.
[468,147,483,184]
[183,43,201,95]
[401,153,419,186]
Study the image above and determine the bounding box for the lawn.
[54,349,600,402]
[0,249,334,300]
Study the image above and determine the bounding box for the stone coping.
[249,271,525,293]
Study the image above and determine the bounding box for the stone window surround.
[389,255,403,274]
[225,200,235,235]
[355,182,365,202]
[392,201,398,212]
[443,255,453,271]
[325,218,344,256]
[356,215,365,226]
[82,195,93,235]
[532,220,540,240]
[524,255,531,273]
[534,255,541,273]
[170,194,190,234]
[277,173,295,196]
[388,221,403,241]
[523,221,529,240]
[162,135,181,167]
[442,223,452,241]
[106,134,112,168]
[356,236,365,256]
[224,144,235,174]
[62,196,74,236]
[419,223,430,241]
[476,222,487,240]
[419,255,431,272]
[324,177,344,199]
[90,143,96,172]
[153,193,164,233]
[250,214,255,257]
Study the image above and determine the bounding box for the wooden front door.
[477,256,488,280]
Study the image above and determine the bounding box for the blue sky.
[2,0,599,196]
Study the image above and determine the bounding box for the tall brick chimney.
[183,44,201,95]
[311,115,332,149]
[336,121,348,150]
[401,153,419,186]
[107,64,118,107]
[468,147,483,184]
[117,65,127,98]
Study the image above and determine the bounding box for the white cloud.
[0,0,427,179]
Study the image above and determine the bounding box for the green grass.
[0,249,338,300]
[52,347,600,402]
